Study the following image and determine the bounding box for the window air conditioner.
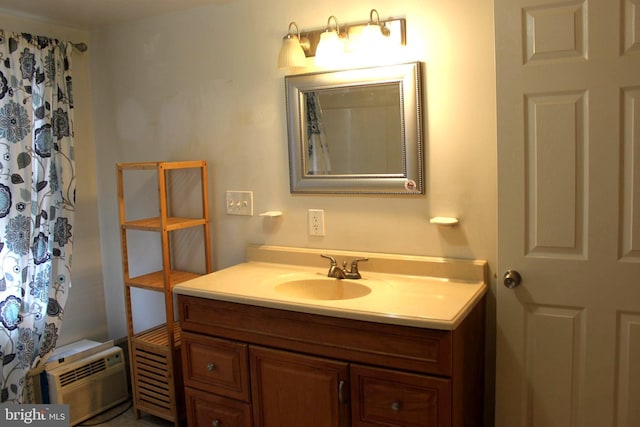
[46,345,129,426]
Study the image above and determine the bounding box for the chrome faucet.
[321,254,368,279]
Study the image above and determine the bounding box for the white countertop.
[173,260,487,330]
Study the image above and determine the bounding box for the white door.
[495,0,640,426]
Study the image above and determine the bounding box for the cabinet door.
[351,364,452,427]
[250,346,349,427]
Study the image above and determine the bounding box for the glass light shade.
[359,24,385,50]
[278,36,306,69]
[315,31,344,66]
[356,24,391,62]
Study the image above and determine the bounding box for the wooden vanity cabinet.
[179,295,485,427]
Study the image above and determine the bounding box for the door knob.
[503,270,522,288]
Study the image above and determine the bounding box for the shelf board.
[117,160,206,171]
[159,160,206,170]
[132,322,181,349]
[117,161,160,170]
[122,216,207,232]
[126,270,203,291]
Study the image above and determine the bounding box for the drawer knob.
[207,363,217,371]
[212,419,221,427]
[391,401,401,411]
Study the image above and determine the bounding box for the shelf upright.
[116,160,212,426]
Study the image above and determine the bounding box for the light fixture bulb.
[355,10,392,62]
[315,30,344,66]
[315,15,345,67]
[359,24,385,49]
[278,35,306,69]
[278,21,308,69]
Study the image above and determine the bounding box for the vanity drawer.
[181,331,250,402]
[351,365,452,427]
[185,387,252,427]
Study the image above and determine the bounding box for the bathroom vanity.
[174,245,487,427]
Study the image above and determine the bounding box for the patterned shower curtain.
[305,92,332,174]
[0,31,76,403]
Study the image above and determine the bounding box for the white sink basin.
[274,278,372,300]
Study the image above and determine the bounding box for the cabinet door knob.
[207,363,216,371]
[212,419,221,427]
[391,401,401,411]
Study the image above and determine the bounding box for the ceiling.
[0,0,233,29]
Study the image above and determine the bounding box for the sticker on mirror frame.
[404,179,418,191]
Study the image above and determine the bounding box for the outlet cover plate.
[308,209,325,236]
[226,191,253,216]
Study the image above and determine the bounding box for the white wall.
[0,13,108,345]
[89,0,497,340]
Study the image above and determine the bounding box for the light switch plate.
[226,191,253,216]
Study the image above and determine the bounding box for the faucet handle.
[350,257,369,271]
[346,257,368,278]
[321,254,337,265]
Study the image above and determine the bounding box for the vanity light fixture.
[278,22,310,69]
[277,10,406,69]
[314,16,346,66]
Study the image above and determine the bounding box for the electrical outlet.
[308,209,325,236]
[226,191,253,216]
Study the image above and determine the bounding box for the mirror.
[285,62,424,194]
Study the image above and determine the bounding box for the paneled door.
[495,0,640,426]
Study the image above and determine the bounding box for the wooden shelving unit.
[117,161,212,426]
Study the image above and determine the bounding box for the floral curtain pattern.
[0,31,75,403]
[305,92,331,175]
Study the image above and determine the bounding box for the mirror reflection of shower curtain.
[305,92,331,174]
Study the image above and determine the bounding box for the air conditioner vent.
[58,358,107,387]
[47,346,128,426]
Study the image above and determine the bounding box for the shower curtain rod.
[0,30,88,52]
